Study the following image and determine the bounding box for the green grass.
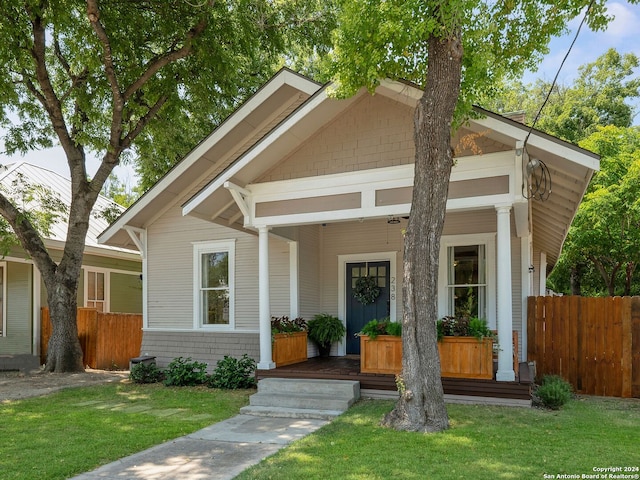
[0,382,251,480]
[237,396,640,480]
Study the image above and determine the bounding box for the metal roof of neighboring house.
[0,161,139,260]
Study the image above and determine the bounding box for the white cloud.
[602,2,640,39]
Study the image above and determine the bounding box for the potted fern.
[307,313,346,357]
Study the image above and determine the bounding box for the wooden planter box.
[438,336,494,380]
[272,331,308,367]
[360,335,402,374]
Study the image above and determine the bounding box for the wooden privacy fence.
[527,296,640,398]
[41,308,143,370]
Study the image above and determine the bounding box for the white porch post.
[496,206,515,381]
[289,241,299,319]
[258,226,275,370]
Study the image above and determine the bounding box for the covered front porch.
[256,355,533,406]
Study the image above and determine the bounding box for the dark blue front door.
[346,261,391,354]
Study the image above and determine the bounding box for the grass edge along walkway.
[0,382,251,480]
[237,396,640,480]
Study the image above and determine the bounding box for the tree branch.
[27,4,86,180]
[121,17,209,103]
[0,192,57,279]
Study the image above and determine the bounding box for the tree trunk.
[42,193,96,373]
[381,32,462,433]
[45,282,84,372]
[570,264,582,296]
[624,262,635,296]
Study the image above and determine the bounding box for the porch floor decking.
[256,356,532,401]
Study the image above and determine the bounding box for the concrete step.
[249,392,352,411]
[239,405,343,420]
[243,378,361,419]
[257,378,360,398]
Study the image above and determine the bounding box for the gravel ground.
[0,369,129,402]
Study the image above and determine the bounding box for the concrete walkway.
[71,414,329,480]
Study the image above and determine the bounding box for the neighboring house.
[0,162,142,371]
[99,69,598,382]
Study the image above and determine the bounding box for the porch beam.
[257,226,275,370]
[496,205,515,382]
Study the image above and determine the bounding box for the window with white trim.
[447,245,487,319]
[194,240,235,328]
[86,270,106,312]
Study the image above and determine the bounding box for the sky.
[1,0,639,189]
[522,0,640,86]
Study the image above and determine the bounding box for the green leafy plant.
[357,318,402,340]
[271,316,307,334]
[129,362,163,384]
[163,357,208,387]
[535,375,574,410]
[307,313,346,355]
[207,354,257,389]
[437,316,494,341]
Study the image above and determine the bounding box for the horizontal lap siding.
[298,225,321,320]
[147,206,289,330]
[0,262,32,355]
[110,272,143,314]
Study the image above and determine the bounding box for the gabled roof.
[0,162,139,260]
[99,68,321,250]
[99,70,599,266]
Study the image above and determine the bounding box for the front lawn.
[0,382,250,480]
[237,396,640,480]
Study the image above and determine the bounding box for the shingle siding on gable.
[257,94,512,184]
[258,94,415,182]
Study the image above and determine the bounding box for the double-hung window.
[447,245,486,320]
[194,240,235,329]
[439,234,495,328]
[86,269,107,312]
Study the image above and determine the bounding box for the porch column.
[257,226,275,370]
[496,206,515,382]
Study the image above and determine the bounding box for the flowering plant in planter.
[271,316,308,367]
[436,316,495,342]
[271,315,307,335]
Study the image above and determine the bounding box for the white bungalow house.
[0,162,142,371]
[99,69,598,382]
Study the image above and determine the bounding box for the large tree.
[331,0,615,432]
[0,0,334,372]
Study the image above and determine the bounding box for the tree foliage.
[0,0,335,372]
[486,49,640,143]
[549,126,640,296]
[330,0,616,433]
